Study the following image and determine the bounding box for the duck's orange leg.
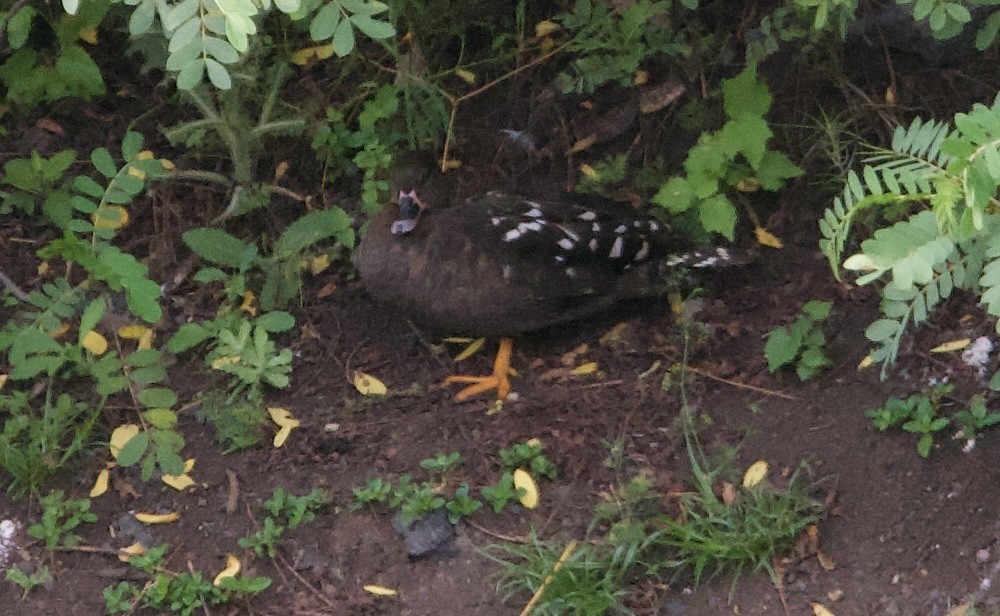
[444,338,515,401]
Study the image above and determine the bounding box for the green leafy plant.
[0,392,97,496]
[238,487,326,557]
[0,150,77,226]
[0,132,186,491]
[865,384,953,457]
[27,491,97,549]
[351,477,394,509]
[0,0,108,109]
[181,209,354,312]
[652,66,803,240]
[196,396,269,453]
[498,440,558,480]
[397,483,447,525]
[953,394,1000,442]
[5,564,52,598]
[312,85,404,214]
[481,471,524,513]
[446,483,483,523]
[818,100,1000,378]
[419,451,463,477]
[104,543,270,615]
[556,0,696,95]
[763,300,833,380]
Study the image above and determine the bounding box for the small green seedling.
[351,477,393,509]
[866,384,953,458]
[499,441,557,480]
[446,483,483,523]
[764,300,832,380]
[419,452,463,477]
[952,395,1000,442]
[28,491,97,549]
[482,472,525,513]
[5,564,51,598]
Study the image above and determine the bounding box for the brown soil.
[3,11,1000,616]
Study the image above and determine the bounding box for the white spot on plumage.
[609,236,624,259]
[665,254,687,266]
[557,225,580,242]
[525,207,543,218]
[717,247,730,260]
[634,241,650,261]
[577,210,597,221]
[518,221,543,233]
[491,217,503,226]
[504,229,521,242]
[592,223,601,233]
[633,220,642,228]
[525,200,542,210]
[565,267,577,278]
[614,224,627,234]
[694,257,718,267]
[558,238,575,251]
[555,255,566,263]
[588,238,598,252]
[648,221,660,232]
[502,264,512,279]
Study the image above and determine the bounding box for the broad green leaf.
[117,431,150,467]
[183,227,248,267]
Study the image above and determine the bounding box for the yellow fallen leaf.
[570,362,598,375]
[162,473,195,491]
[212,356,241,369]
[135,511,180,524]
[354,372,387,396]
[633,70,648,85]
[273,423,298,448]
[90,469,109,497]
[78,27,98,44]
[0,374,7,391]
[526,437,542,447]
[51,322,69,339]
[812,603,836,616]
[568,134,597,155]
[118,325,149,339]
[138,328,154,350]
[92,205,129,229]
[183,458,195,473]
[309,253,330,275]
[857,354,874,370]
[534,19,559,37]
[290,43,335,65]
[930,338,971,353]
[578,162,599,179]
[239,291,257,317]
[213,554,241,586]
[454,338,485,361]
[737,177,761,192]
[109,424,140,458]
[885,86,896,105]
[274,160,289,181]
[268,407,297,427]
[136,151,154,160]
[128,165,146,181]
[454,68,476,84]
[513,468,539,509]
[118,542,146,562]
[827,589,843,601]
[742,460,769,488]
[754,226,784,249]
[82,330,108,355]
[268,407,300,447]
[363,584,398,597]
[160,158,176,171]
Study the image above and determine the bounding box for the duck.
[354,155,748,402]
